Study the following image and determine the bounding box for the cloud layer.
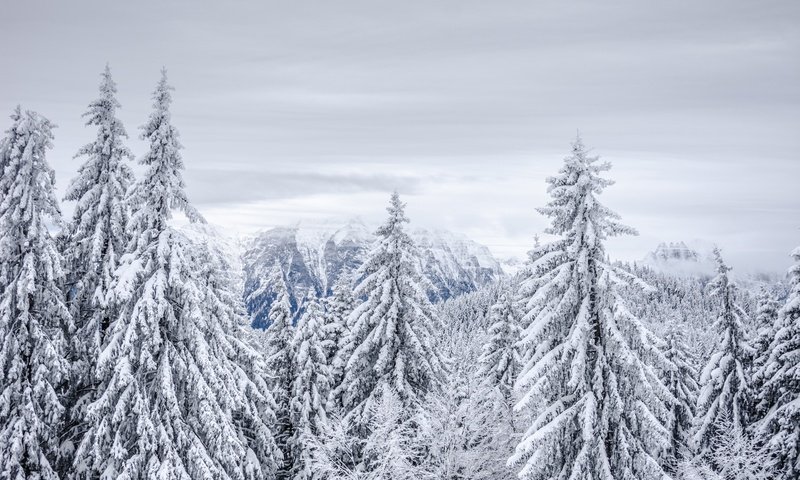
[1,0,798,271]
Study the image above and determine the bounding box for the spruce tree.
[0,108,70,480]
[510,136,674,480]
[74,70,277,479]
[192,238,280,478]
[337,192,446,435]
[753,245,800,478]
[750,287,780,395]
[324,271,355,409]
[61,65,135,460]
[477,293,521,418]
[750,286,780,429]
[754,287,781,347]
[693,248,754,452]
[420,314,518,479]
[290,289,331,479]
[264,264,296,480]
[310,386,421,480]
[663,322,699,466]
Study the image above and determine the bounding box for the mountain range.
[238,218,505,328]
[180,222,781,328]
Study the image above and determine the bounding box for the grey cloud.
[0,0,797,272]
[184,169,425,205]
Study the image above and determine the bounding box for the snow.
[643,239,717,277]
[263,217,504,283]
[2,81,793,479]
[498,255,526,276]
[243,216,507,327]
[411,226,503,277]
[177,222,247,289]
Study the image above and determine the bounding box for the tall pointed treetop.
[338,192,445,435]
[0,107,61,229]
[61,64,136,466]
[538,135,636,242]
[512,137,673,480]
[130,68,202,246]
[0,108,69,480]
[74,78,277,478]
[378,190,410,237]
[694,248,753,451]
[65,64,134,231]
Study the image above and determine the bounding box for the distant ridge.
[241,218,505,328]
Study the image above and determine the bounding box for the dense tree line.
[1,68,279,480]
[0,68,797,479]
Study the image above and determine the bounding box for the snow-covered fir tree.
[0,108,70,480]
[73,70,278,479]
[356,388,421,480]
[290,289,331,479]
[264,264,296,480]
[419,315,518,480]
[337,192,446,436]
[753,245,800,478]
[620,263,719,367]
[323,271,355,407]
[753,288,780,354]
[510,136,674,480]
[693,248,754,453]
[310,385,421,480]
[676,412,773,480]
[663,321,700,467]
[418,372,503,480]
[477,293,521,422]
[60,65,135,462]
[191,237,280,479]
[750,287,780,401]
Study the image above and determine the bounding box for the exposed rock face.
[412,227,502,302]
[242,218,504,328]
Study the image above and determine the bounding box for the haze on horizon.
[1,0,798,273]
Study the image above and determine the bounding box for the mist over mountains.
[180,221,788,328]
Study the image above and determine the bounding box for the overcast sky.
[1,0,798,271]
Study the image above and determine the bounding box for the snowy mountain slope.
[497,256,525,277]
[177,222,249,292]
[411,227,502,300]
[242,218,505,328]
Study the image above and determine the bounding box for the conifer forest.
[1,2,798,479]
